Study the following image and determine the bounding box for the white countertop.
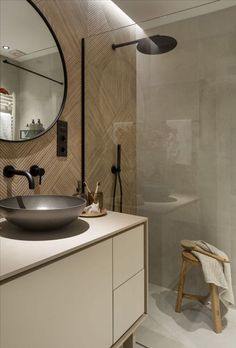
[0,211,147,282]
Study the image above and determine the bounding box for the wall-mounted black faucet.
[3,165,35,190]
[30,165,45,185]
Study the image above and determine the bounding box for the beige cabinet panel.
[113,225,144,289]
[0,240,113,348]
[113,270,145,342]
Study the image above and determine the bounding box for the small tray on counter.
[80,208,107,218]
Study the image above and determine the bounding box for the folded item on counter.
[83,202,100,214]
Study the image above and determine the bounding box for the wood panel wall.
[86,28,137,213]
[0,0,136,213]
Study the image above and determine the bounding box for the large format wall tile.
[137,6,236,299]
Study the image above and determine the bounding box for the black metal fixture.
[2,59,64,85]
[111,144,123,213]
[30,165,45,185]
[112,34,177,55]
[81,38,85,193]
[57,120,68,157]
[3,165,35,189]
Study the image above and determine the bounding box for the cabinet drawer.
[113,225,144,289]
[113,270,145,343]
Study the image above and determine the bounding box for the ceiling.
[1,0,236,61]
[112,0,236,28]
[0,0,56,61]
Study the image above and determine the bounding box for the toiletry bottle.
[35,119,39,130]
[25,123,29,137]
[37,119,44,130]
[29,119,36,130]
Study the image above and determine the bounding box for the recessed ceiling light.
[2,45,10,50]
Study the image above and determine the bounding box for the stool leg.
[175,258,188,313]
[210,284,222,333]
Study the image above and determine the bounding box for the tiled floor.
[135,283,236,348]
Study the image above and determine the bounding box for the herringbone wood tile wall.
[0,0,136,214]
[85,27,137,213]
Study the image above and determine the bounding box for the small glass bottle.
[37,119,43,130]
[30,119,36,130]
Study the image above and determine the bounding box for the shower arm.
[112,39,140,50]
[112,35,161,50]
[112,34,177,55]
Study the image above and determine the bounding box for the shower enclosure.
[136,5,236,297]
[85,2,236,346]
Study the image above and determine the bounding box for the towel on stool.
[192,241,234,307]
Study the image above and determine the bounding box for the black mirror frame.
[0,0,68,143]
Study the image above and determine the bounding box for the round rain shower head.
[112,35,177,55]
[137,35,177,55]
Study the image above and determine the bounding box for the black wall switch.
[57,120,68,157]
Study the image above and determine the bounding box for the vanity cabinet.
[0,213,148,348]
[0,240,113,348]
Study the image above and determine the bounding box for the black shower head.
[112,34,177,55]
[137,35,177,55]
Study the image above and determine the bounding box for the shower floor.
[135,283,236,348]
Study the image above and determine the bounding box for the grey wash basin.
[0,195,86,230]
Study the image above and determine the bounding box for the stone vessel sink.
[0,195,86,230]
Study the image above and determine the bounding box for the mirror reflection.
[0,0,66,141]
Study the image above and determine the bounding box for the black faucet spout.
[3,165,35,190]
[15,170,35,189]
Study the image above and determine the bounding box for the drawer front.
[113,225,144,289]
[1,240,113,348]
[113,270,145,343]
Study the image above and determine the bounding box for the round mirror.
[0,0,67,142]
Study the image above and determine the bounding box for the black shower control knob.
[111,165,121,174]
[111,165,117,174]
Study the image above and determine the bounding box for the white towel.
[192,241,234,307]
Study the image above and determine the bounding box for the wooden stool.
[175,250,222,333]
